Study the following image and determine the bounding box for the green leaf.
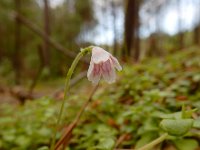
[156,109,197,119]
[193,74,200,82]
[160,119,193,136]
[15,135,31,148]
[97,138,115,150]
[37,146,49,150]
[173,139,198,150]
[135,132,158,149]
[2,132,15,142]
[38,127,51,137]
[193,118,200,128]
[158,112,182,119]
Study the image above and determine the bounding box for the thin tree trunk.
[29,45,45,94]
[43,0,50,67]
[148,34,158,56]
[149,4,162,56]
[194,25,200,45]
[193,0,200,45]
[123,0,140,62]
[14,0,22,84]
[133,0,140,62]
[111,0,118,55]
[177,0,184,50]
[0,48,3,61]
[29,0,51,94]
[123,0,135,57]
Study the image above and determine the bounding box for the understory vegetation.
[0,47,200,150]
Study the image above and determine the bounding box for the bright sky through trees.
[39,0,199,44]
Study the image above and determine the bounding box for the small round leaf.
[160,119,193,136]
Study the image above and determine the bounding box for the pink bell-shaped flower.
[87,46,122,84]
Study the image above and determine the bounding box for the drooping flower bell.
[87,46,122,84]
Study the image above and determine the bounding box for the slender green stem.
[50,47,92,150]
[137,133,168,150]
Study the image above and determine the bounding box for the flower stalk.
[50,46,92,150]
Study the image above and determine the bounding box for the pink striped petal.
[102,60,116,83]
[87,63,101,85]
[110,56,122,71]
[87,46,122,84]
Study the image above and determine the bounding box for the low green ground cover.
[0,47,200,150]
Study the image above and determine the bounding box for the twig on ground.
[114,133,131,149]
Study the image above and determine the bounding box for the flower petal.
[92,47,110,64]
[102,60,116,83]
[87,60,94,79]
[87,63,101,85]
[87,46,122,84]
[110,56,122,71]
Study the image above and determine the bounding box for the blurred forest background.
[0,0,200,87]
[1,0,200,150]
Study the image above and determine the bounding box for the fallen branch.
[13,12,89,64]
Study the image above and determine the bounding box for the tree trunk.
[43,0,50,67]
[14,0,22,85]
[194,25,200,45]
[177,0,184,50]
[123,0,135,57]
[193,0,200,45]
[133,0,140,62]
[0,48,3,61]
[123,0,140,62]
[111,0,118,55]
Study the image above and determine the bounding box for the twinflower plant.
[50,46,122,150]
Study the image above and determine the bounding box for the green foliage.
[0,48,200,149]
[0,97,56,150]
[135,132,157,148]
[173,139,199,150]
[73,124,116,149]
[0,0,96,79]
